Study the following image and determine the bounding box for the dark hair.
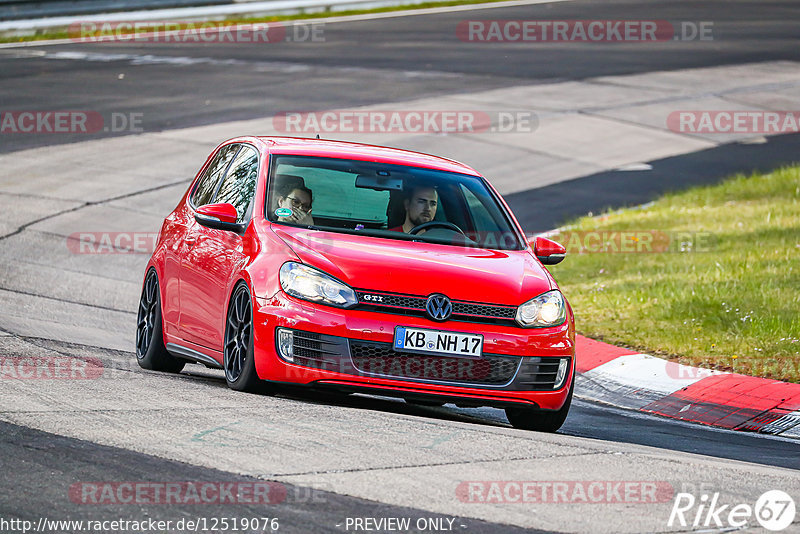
[403,182,437,202]
[275,174,312,204]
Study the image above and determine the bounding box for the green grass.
[0,0,508,43]
[548,165,800,382]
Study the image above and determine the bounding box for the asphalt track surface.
[0,418,540,534]
[1,0,800,532]
[1,0,800,153]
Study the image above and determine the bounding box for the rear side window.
[191,144,238,207]
[214,145,259,223]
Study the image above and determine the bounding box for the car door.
[162,143,239,338]
[178,144,259,351]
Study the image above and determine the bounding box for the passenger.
[390,184,438,233]
[274,175,315,226]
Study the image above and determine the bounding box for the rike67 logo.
[668,490,796,531]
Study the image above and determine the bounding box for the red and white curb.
[575,335,800,438]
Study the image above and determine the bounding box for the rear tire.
[136,269,185,373]
[505,378,573,432]
[223,283,263,393]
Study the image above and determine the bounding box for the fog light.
[554,358,569,389]
[277,328,294,362]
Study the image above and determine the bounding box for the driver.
[390,185,438,233]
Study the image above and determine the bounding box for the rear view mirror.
[532,236,566,265]
[194,203,246,234]
[355,174,403,191]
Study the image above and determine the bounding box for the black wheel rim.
[225,286,252,383]
[136,271,158,358]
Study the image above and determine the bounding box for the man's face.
[405,187,438,227]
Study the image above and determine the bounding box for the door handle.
[185,236,197,247]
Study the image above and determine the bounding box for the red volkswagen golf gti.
[136,136,575,431]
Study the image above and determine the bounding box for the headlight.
[515,290,566,328]
[279,262,357,308]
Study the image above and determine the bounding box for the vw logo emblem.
[425,294,452,321]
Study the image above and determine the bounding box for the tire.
[223,283,262,392]
[136,269,185,373]
[505,378,574,432]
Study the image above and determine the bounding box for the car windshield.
[266,155,525,251]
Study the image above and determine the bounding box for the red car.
[136,136,575,432]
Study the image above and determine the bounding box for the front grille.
[349,340,520,386]
[454,302,516,319]
[355,290,517,325]
[365,293,426,310]
[515,357,570,390]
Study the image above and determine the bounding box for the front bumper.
[253,292,575,411]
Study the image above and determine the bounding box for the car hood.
[272,227,553,306]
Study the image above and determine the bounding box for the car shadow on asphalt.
[178,363,513,429]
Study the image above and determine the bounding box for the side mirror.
[532,236,566,265]
[194,203,246,234]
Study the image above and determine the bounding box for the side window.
[191,144,239,207]
[460,183,501,233]
[213,145,259,223]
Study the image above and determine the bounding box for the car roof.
[254,136,481,177]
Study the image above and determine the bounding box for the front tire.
[505,378,573,432]
[136,269,185,373]
[223,283,262,392]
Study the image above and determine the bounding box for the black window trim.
[209,143,261,224]
[188,142,241,211]
[189,142,262,227]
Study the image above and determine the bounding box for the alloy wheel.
[224,285,252,383]
[136,271,159,358]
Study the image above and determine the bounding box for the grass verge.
[0,0,509,43]
[548,165,800,382]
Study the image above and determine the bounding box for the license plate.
[393,326,483,358]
